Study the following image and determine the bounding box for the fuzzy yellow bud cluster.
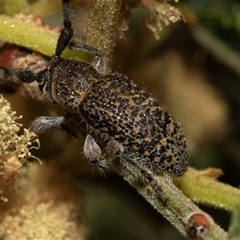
[0,94,39,202]
[0,95,86,239]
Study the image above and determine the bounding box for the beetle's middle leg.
[84,134,111,172]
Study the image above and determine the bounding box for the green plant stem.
[179,168,240,211]
[0,15,57,56]
[86,0,122,70]
[110,157,227,239]
[0,15,84,60]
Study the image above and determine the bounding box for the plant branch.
[179,168,240,212]
[0,15,83,60]
[109,156,227,239]
[0,15,57,56]
[86,0,122,70]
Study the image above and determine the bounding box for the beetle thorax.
[48,59,100,113]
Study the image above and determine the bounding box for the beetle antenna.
[55,0,73,57]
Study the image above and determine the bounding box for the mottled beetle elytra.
[0,0,189,198]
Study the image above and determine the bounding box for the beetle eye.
[37,70,47,92]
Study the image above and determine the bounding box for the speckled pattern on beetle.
[80,70,189,176]
[0,0,189,177]
[40,55,189,176]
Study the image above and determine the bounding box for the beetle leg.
[107,139,125,157]
[68,41,106,74]
[84,134,112,171]
[84,134,101,164]
[30,116,65,133]
[0,67,37,83]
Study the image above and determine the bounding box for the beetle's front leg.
[0,67,37,83]
[31,116,65,133]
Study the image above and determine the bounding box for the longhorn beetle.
[0,0,189,199]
